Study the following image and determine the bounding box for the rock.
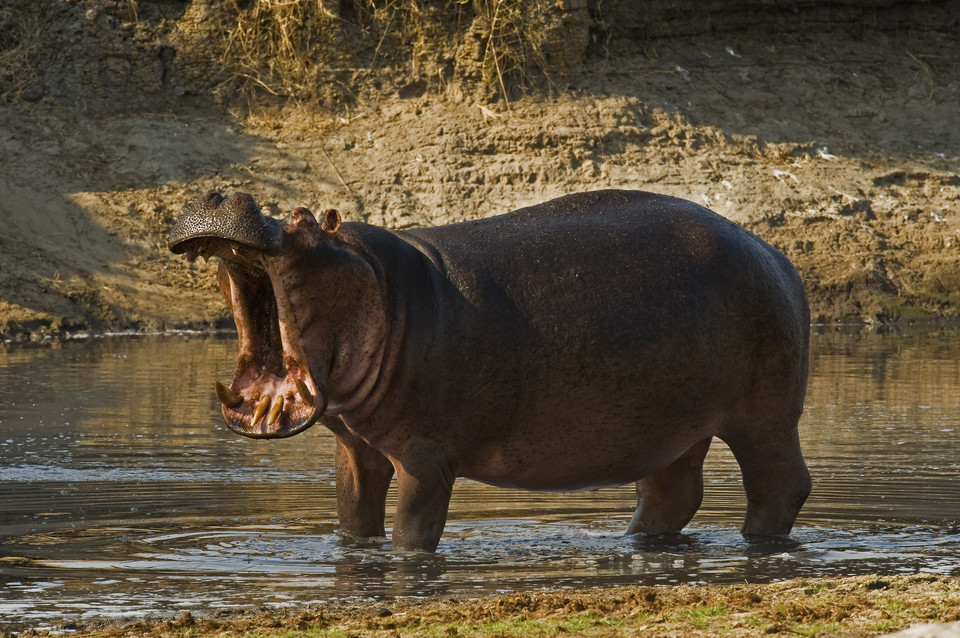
[883,623,960,638]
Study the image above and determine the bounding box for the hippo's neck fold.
[315,230,400,422]
[332,226,439,434]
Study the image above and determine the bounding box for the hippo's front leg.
[391,438,458,552]
[335,431,395,538]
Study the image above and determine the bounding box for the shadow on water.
[1,328,959,630]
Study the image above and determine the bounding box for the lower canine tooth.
[215,381,243,408]
[252,396,271,424]
[294,378,314,406]
[266,395,284,426]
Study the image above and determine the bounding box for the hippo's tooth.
[231,247,239,256]
[252,396,271,424]
[266,395,284,426]
[215,380,243,408]
[294,378,314,406]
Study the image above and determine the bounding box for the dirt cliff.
[1,0,958,340]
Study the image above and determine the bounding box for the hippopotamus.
[168,189,811,552]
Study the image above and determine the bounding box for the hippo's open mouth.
[168,193,325,439]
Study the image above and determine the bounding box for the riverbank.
[18,574,959,637]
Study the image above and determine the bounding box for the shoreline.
[7,319,960,348]
[16,573,960,637]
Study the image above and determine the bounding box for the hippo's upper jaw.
[169,192,338,439]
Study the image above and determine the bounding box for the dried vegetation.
[0,2,46,102]
[34,574,960,638]
[216,0,588,108]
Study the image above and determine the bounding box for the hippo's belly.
[447,350,734,491]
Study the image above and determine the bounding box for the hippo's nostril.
[168,191,283,255]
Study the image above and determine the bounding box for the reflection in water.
[0,329,958,631]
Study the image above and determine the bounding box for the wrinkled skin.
[169,189,812,552]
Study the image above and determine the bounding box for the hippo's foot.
[627,438,712,535]
[725,429,811,537]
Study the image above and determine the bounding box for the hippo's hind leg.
[627,438,712,535]
[722,426,811,537]
[335,431,395,538]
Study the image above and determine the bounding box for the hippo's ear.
[322,209,342,235]
[290,207,317,225]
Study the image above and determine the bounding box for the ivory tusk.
[266,395,284,426]
[294,378,314,406]
[215,380,243,408]
[252,396,271,424]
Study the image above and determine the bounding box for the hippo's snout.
[168,191,282,256]
[168,191,325,439]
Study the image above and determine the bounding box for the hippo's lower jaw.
[214,373,325,439]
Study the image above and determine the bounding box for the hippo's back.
[400,189,806,345]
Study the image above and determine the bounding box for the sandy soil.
[1,20,959,339]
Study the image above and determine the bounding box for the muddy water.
[1,329,958,631]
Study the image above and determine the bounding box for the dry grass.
[218,0,344,102]
[0,0,577,109]
[0,3,47,101]
[216,0,564,107]
[473,0,555,102]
